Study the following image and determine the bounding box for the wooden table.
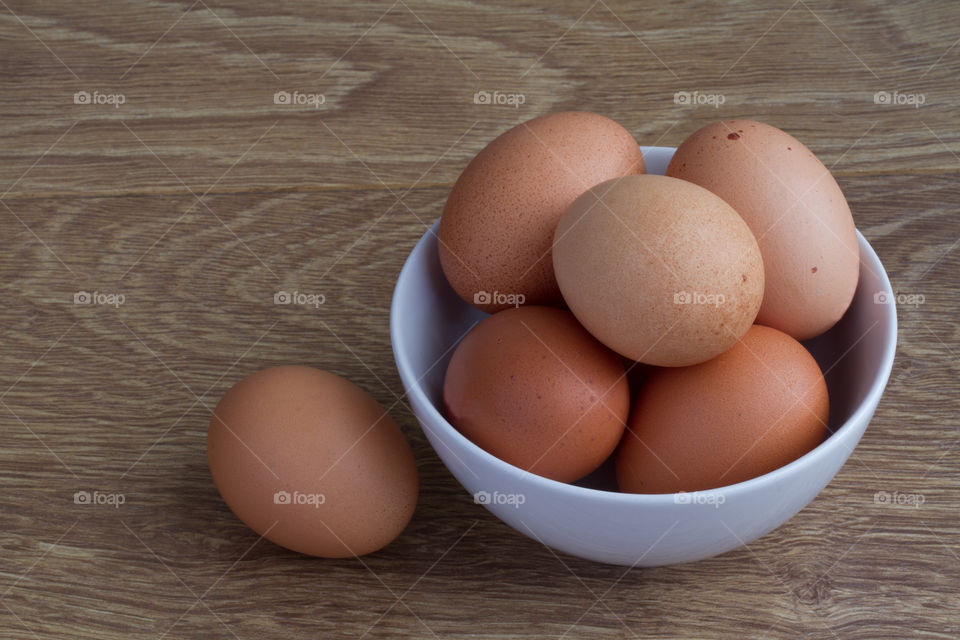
[1,2,957,638]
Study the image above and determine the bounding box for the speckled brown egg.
[616,324,828,494]
[443,306,629,483]
[438,111,644,313]
[207,366,418,558]
[553,174,764,367]
[666,120,860,340]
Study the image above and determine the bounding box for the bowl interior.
[391,146,896,495]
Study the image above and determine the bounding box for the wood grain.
[1,1,958,639]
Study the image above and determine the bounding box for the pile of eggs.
[439,112,858,493]
[205,112,859,559]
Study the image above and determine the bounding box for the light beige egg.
[553,174,764,367]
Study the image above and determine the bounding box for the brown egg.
[616,325,828,493]
[553,174,764,367]
[438,111,644,313]
[666,120,860,340]
[443,306,629,482]
[207,366,418,558]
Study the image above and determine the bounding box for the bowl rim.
[390,192,897,507]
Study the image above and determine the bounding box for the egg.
[207,366,418,558]
[443,306,629,483]
[616,325,828,493]
[552,174,764,367]
[438,111,644,313]
[666,119,859,340]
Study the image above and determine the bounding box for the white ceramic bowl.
[390,146,897,566]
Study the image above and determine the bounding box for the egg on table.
[207,366,419,558]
